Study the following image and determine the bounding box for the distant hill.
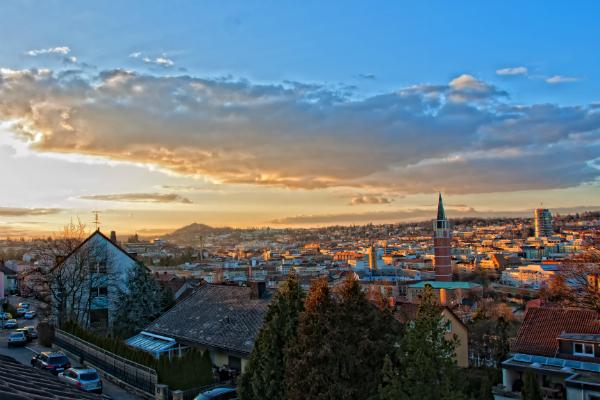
[161,223,232,244]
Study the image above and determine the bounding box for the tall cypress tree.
[285,276,400,400]
[284,277,338,400]
[238,273,304,400]
[378,285,467,400]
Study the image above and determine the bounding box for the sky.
[0,0,599,237]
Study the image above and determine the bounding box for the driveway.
[1,295,142,400]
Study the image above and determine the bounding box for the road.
[0,295,142,400]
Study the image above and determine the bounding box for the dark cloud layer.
[80,193,192,204]
[0,68,598,194]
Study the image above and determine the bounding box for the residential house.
[0,261,18,298]
[500,264,558,289]
[496,306,600,400]
[127,281,270,372]
[52,230,139,330]
[394,302,469,368]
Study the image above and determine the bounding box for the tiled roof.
[0,355,101,400]
[512,307,600,357]
[144,283,271,356]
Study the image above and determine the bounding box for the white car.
[24,310,36,319]
[7,332,27,347]
[3,319,18,329]
[58,368,102,393]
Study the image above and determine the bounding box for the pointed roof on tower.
[437,192,446,221]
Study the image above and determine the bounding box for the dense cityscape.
[1,2,600,400]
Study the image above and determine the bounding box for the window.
[573,342,595,357]
[91,287,108,297]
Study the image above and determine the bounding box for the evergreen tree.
[378,285,467,400]
[238,273,305,400]
[522,370,543,400]
[285,276,399,400]
[285,277,339,400]
[113,262,164,337]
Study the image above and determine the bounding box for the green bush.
[61,321,213,390]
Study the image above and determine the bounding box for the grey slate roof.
[0,355,101,400]
[145,283,271,357]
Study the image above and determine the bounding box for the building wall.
[442,309,469,368]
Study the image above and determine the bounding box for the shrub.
[61,321,213,389]
[37,321,55,348]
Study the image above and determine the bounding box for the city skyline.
[0,1,599,236]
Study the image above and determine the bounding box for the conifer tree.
[112,262,164,337]
[378,285,467,400]
[285,276,399,400]
[238,273,304,400]
[522,369,543,400]
[284,277,339,400]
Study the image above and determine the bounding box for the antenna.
[92,210,101,231]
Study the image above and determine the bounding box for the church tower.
[433,193,452,281]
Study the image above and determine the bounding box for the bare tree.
[23,220,116,329]
[542,246,600,312]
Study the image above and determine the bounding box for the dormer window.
[573,342,595,357]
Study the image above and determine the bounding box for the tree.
[238,273,304,400]
[522,369,542,400]
[284,277,339,400]
[378,285,467,400]
[285,276,400,400]
[112,262,164,337]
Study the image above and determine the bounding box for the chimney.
[249,281,266,300]
[110,231,117,244]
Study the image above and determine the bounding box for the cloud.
[0,68,598,195]
[546,75,580,84]
[496,66,528,76]
[270,205,600,226]
[80,193,192,204]
[349,195,392,205]
[0,207,62,217]
[26,46,70,56]
[130,52,174,67]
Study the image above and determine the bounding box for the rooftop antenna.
[92,210,101,231]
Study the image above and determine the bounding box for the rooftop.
[512,307,600,357]
[144,283,271,356]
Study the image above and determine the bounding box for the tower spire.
[437,192,446,221]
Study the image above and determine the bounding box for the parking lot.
[0,295,141,400]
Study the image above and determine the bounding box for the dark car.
[16,327,37,341]
[31,352,71,375]
[194,387,238,400]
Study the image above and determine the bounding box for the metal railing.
[54,329,158,395]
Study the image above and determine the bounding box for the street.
[0,295,142,400]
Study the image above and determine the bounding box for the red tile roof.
[512,307,600,357]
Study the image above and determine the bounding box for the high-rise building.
[534,208,553,237]
[433,193,452,281]
[368,245,378,270]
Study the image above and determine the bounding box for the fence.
[54,329,158,395]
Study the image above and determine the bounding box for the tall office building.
[433,193,452,281]
[534,208,553,237]
[368,245,378,270]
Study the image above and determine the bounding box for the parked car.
[7,332,27,347]
[17,303,30,309]
[24,310,36,319]
[0,312,13,320]
[31,352,71,375]
[16,307,27,317]
[58,368,103,394]
[194,387,238,400]
[16,327,37,341]
[3,319,18,329]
